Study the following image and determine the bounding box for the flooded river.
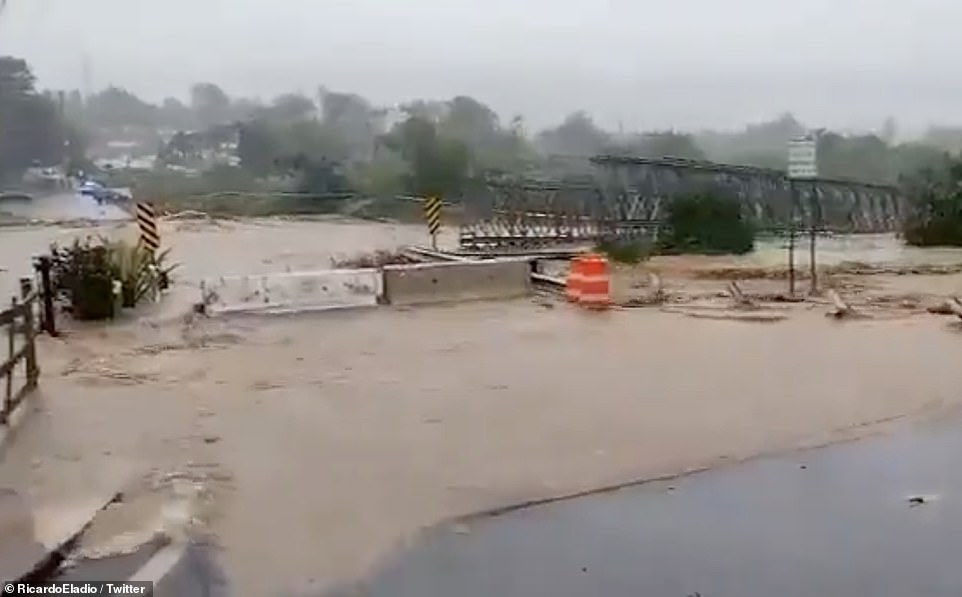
[0,192,129,222]
[4,206,962,303]
[1,208,962,595]
[751,233,962,268]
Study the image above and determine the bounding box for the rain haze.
[1,0,960,133]
[8,2,962,597]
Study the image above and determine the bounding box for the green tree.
[230,97,264,121]
[237,120,280,176]
[443,96,498,138]
[84,86,157,128]
[158,97,194,130]
[348,154,407,197]
[892,143,949,182]
[657,194,754,255]
[902,157,962,247]
[439,95,532,173]
[190,82,231,128]
[612,131,706,160]
[0,56,71,181]
[385,115,469,197]
[696,112,804,167]
[921,126,962,154]
[536,111,611,157]
[266,93,316,123]
[816,133,892,183]
[319,89,383,160]
[64,89,84,122]
[399,99,447,122]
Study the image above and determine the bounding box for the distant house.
[158,124,241,169]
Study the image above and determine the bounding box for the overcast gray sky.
[1,0,959,134]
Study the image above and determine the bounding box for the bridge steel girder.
[591,155,908,234]
[461,157,909,251]
[460,179,604,251]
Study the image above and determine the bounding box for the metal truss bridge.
[459,155,907,251]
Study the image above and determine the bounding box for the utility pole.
[807,129,826,295]
[58,90,69,184]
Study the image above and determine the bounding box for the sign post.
[423,196,442,250]
[136,201,161,256]
[808,181,818,294]
[136,201,163,299]
[787,136,818,296]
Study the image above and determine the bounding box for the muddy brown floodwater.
[1,218,961,596]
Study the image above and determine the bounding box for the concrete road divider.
[382,258,531,306]
[201,269,382,315]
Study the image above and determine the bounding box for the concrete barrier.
[382,258,531,306]
[201,269,381,315]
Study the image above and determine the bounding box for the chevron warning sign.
[423,196,442,248]
[136,201,160,253]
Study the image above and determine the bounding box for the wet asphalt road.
[9,414,957,597]
[343,420,962,597]
[57,540,230,597]
[0,487,227,596]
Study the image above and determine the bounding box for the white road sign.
[787,137,817,179]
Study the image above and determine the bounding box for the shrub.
[49,237,116,320]
[903,214,962,246]
[595,240,649,264]
[902,160,962,247]
[656,194,754,255]
[105,239,178,308]
[48,236,179,320]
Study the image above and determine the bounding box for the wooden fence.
[0,283,40,425]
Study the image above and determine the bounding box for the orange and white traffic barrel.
[579,253,611,310]
[565,256,585,302]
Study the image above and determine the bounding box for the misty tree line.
[3,54,962,198]
[75,82,962,194]
[0,56,86,182]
